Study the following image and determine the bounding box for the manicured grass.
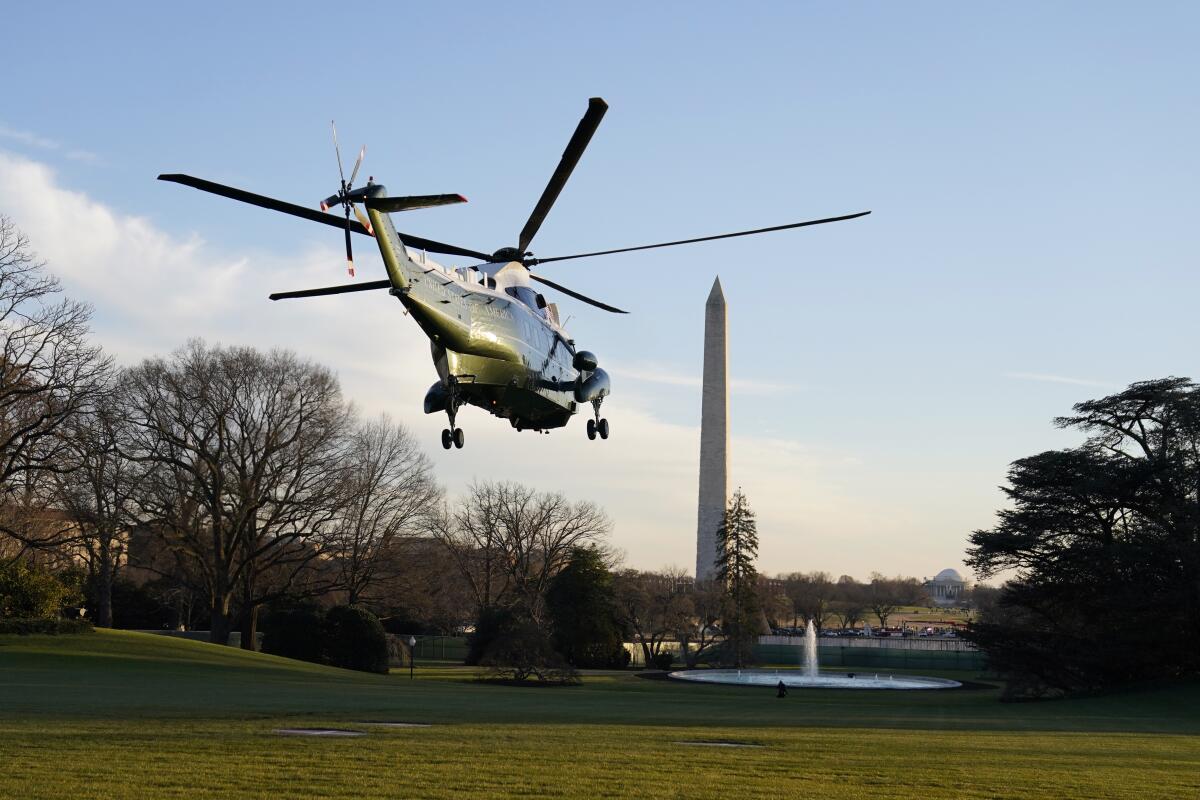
[1,631,1197,799]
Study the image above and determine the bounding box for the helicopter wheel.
[586,418,597,440]
[453,428,465,449]
[598,418,610,440]
[441,429,453,450]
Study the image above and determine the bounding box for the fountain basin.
[667,669,961,690]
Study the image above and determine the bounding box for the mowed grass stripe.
[1,631,1198,798]
[1,719,1197,799]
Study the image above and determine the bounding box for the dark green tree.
[715,489,761,667]
[0,561,75,619]
[322,605,389,674]
[966,378,1200,697]
[546,546,628,668]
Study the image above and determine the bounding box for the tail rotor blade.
[349,145,366,186]
[344,210,354,276]
[351,203,374,236]
[331,120,346,185]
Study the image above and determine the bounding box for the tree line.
[2,213,1027,684]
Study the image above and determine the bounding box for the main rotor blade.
[517,97,608,254]
[269,279,391,301]
[159,174,371,235]
[158,174,490,260]
[530,273,628,314]
[532,211,872,265]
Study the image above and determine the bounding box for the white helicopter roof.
[404,249,567,332]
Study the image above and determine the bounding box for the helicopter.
[159,98,868,450]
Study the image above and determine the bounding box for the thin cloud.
[1004,371,1110,388]
[0,123,59,150]
[610,362,800,395]
[0,123,99,164]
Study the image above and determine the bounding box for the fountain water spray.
[804,619,818,678]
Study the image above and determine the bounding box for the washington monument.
[696,276,728,581]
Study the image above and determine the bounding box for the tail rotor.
[321,122,372,276]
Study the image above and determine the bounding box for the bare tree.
[431,480,611,623]
[368,536,475,633]
[758,583,793,631]
[831,575,867,630]
[0,216,109,559]
[782,571,835,630]
[52,377,138,627]
[614,567,694,664]
[679,579,724,667]
[326,415,439,605]
[866,573,897,628]
[866,573,926,628]
[123,341,350,647]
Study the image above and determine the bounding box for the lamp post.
[408,635,417,680]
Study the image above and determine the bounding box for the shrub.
[322,605,388,674]
[466,605,514,666]
[480,616,579,685]
[0,618,94,635]
[649,651,674,671]
[0,562,75,619]
[262,604,326,664]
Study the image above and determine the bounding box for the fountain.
[668,618,961,690]
[804,619,818,678]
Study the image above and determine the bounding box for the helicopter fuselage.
[367,195,589,431]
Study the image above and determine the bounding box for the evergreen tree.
[715,489,761,667]
[546,546,628,668]
[967,378,1200,697]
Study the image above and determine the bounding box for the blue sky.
[3,3,1198,579]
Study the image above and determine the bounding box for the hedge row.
[0,618,95,635]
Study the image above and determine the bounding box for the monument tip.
[707,275,725,304]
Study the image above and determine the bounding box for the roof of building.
[933,567,965,583]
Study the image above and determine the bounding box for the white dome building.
[925,568,968,606]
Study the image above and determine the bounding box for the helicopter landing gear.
[586,399,609,441]
[441,385,464,450]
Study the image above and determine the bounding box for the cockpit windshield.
[505,286,546,318]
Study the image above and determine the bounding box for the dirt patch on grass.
[274,728,365,737]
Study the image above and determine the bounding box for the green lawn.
[1,630,1197,799]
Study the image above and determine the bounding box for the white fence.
[759,634,977,652]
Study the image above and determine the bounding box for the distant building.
[924,568,968,606]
